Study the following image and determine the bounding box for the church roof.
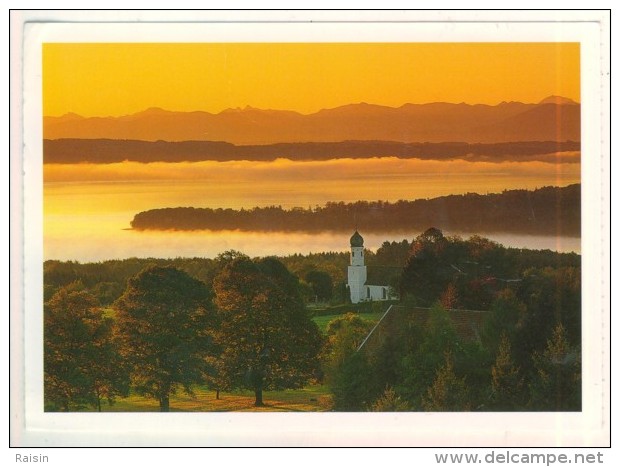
[366,266,401,286]
[358,305,488,353]
[350,230,364,247]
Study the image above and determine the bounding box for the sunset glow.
[42,42,581,261]
[43,43,580,117]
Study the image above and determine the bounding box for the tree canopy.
[114,265,216,411]
[213,257,322,406]
[129,185,580,236]
[44,287,129,411]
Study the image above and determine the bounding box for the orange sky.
[43,43,580,117]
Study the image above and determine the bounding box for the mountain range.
[44,97,580,145]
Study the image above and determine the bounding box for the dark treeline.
[44,236,580,312]
[130,184,581,236]
[43,138,580,164]
[44,231,581,411]
[43,253,348,307]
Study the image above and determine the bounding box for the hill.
[43,98,580,144]
[43,139,580,164]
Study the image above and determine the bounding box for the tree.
[114,266,216,411]
[401,228,456,304]
[304,270,333,303]
[440,282,459,309]
[213,257,322,406]
[398,304,462,407]
[515,267,581,365]
[489,332,524,410]
[422,351,471,411]
[371,386,411,412]
[44,287,129,411]
[327,351,378,411]
[321,313,378,410]
[324,313,374,365]
[374,239,411,267]
[481,289,525,357]
[528,324,581,411]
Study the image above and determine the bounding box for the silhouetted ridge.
[43,99,581,144]
[43,139,580,164]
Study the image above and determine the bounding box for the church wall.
[365,285,390,301]
[348,264,367,304]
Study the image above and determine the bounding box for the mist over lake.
[44,158,580,261]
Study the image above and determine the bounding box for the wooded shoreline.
[130,184,581,236]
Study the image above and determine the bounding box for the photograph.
[42,41,582,413]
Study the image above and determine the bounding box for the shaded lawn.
[99,385,333,412]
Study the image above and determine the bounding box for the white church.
[347,230,393,304]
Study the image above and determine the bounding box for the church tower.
[347,230,367,304]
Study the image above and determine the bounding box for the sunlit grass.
[101,307,116,318]
[98,384,333,412]
[312,312,383,333]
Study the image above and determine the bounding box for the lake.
[43,158,581,262]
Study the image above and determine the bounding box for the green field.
[311,312,384,333]
[97,384,333,412]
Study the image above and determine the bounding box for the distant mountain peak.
[138,107,171,115]
[49,112,84,121]
[221,105,268,114]
[538,95,578,105]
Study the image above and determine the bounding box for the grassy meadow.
[87,312,381,412]
[98,385,333,412]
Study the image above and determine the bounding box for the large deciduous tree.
[304,270,333,303]
[44,287,129,411]
[213,257,322,406]
[400,228,453,305]
[114,265,216,411]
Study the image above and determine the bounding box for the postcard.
[10,10,610,448]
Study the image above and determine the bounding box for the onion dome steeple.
[350,230,364,248]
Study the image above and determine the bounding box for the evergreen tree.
[327,351,379,411]
[482,289,525,357]
[489,332,524,410]
[371,386,411,412]
[422,351,471,411]
[322,313,378,410]
[398,304,461,408]
[529,324,581,411]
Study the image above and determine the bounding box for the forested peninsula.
[43,139,579,164]
[130,184,580,236]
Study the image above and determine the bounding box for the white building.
[347,231,392,304]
